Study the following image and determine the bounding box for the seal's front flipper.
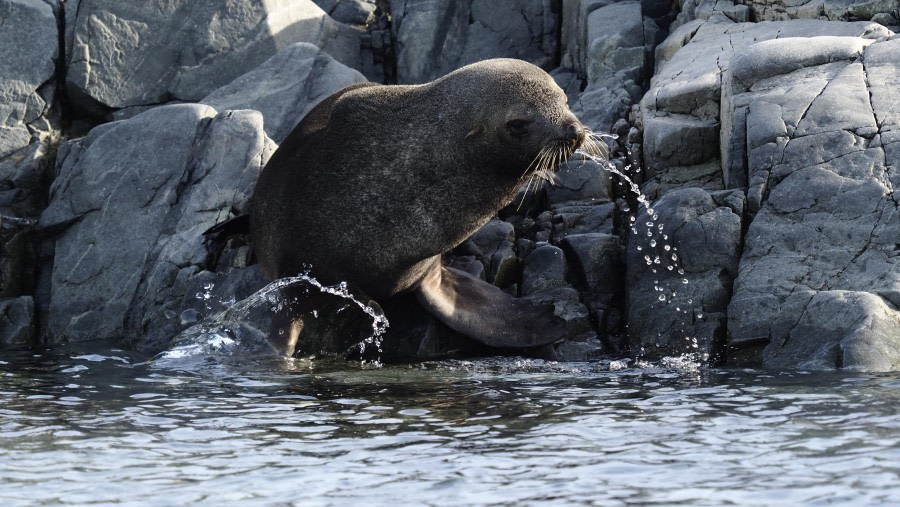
[415,265,566,348]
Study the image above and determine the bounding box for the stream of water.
[2,342,898,506]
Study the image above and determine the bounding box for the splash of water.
[156,274,389,366]
[576,141,702,362]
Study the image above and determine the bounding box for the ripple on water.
[0,345,899,505]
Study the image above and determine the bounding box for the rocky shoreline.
[1,0,897,370]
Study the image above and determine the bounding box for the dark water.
[1,342,899,506]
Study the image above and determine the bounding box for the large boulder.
[39,104,275,353]
[725,36,900,371]
[626,188,743,361]
[65,0,365,114]
[391,0,559,84]
[565,0,658,133]
[201,42,367,144]
[640,16,890,190]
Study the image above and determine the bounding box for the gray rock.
[0,0,59,217]
[546,156,613,205]
[40,104,275,349]
[521,286,597,358]
[740,0,900,24]
[0,0,57,157]
[455,219,518,288]
[313,0,377,25]
[561,233,623,292]
[571,76,637,133]
[0,141,54,217]
[0,215,35,298]
[725,37,900,371]
[760,291,900,371]
[202,43,367,144]
[565,1,657,134]
[585,1,647,85]
[391,0,558,84]
[447,255,486,281]
[671,0,750,29]
[522,244,570,296]
[551,201,617,238]
[66,0,364,112]
[0,296,34,345]
[561,0,605,70]
[721,36,876,191]
[546,331,607,361]
[626,188,743,360]
[641,16,891,190]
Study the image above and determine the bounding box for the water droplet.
[649,239,657,247]
[664,245,671,251]
[682,278,689,284]
[658,294,666,301]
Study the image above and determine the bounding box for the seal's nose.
[565,123,585,147]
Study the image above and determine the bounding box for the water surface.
[1,342,898,506]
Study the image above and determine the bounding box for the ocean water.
[2,341,898,506]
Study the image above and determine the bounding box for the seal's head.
[444,59,586,177]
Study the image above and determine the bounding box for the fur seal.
[248,58,586,355]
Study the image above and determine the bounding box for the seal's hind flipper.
[415,265,566,349]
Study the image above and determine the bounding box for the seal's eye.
[506,119,531,137]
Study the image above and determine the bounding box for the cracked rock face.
[0,0,59,217]
[725,36,900,371]
[626,187,743,361]
[641,17,890,189]
[66,0,364,113]
[738,0,900,24]
[40,104,274,351]
[391,0,559,84]
[200,42,367,144]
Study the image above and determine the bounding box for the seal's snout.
[565,122,585,149]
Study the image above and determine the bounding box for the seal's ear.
[465,125,485,139]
